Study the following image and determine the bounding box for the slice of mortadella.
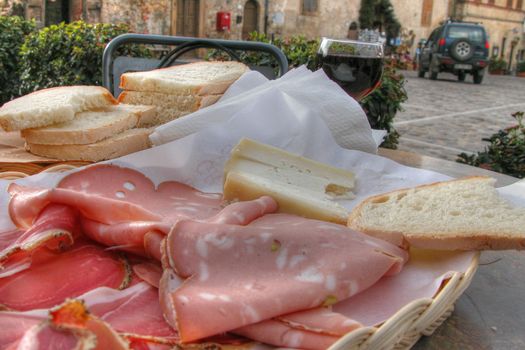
[56,164,224,223]
[80,219,171,257]
[164,213,408,343]
[233,307,362,350]
[7,165,225,254]
[8,183,161,229]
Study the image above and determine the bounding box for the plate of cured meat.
[2,97,524,349]
[0,146,485,349]
[0,161,480,350]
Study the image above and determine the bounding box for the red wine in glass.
[316,38,383,100]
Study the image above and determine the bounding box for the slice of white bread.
[118,91,222,126]
[119,61,248,95]
[0,86,117,131]
[347,176,525,250]
[21,104,156,145]
[25,128,153,162]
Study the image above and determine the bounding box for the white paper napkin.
[149,66,379,154]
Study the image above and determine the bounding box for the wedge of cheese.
[223,138,356,224]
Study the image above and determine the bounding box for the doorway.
[177,0,200,37]
[242,0,259,39]
[45,0,69,26]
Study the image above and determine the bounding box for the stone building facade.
[2,0,524,67]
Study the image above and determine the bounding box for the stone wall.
[1,0,25,16]
[202,0,360,40]
[100,0,170,34]
[391,0,449,54]
[202,0,250,39]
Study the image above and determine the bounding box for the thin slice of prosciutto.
[0,309,47,349]
[84,283,177,340]
[0,204,79,277]
[0,284,268,350]
[20,299,129,350]
[0,283,176,349]
[164,212,408,343]
[0,241,130,311]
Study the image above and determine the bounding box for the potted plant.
[517,61,525,78]
[457,111,525,178]
[488,56,507,75]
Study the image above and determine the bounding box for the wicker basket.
[330,253,479,349]
[0,164,480,350]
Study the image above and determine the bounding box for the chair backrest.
[103,33,289,97]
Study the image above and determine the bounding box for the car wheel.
[429,59,438,80]
[418,68,425,78]
[473,70,484,84]
[450,39,474,62]
[458,72,466,82]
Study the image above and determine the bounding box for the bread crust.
[26,128,152,162]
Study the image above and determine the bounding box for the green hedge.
[18,21,150,94]
[0,16,36,105]
[488,56,507,73]
[208,32,319,70]
[517,61,525,73]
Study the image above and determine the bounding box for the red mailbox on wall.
[216,12,231,31]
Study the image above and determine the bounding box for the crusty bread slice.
[25,128,153,162]
[21,104,156,145]
[119,61,248,95]
[118,91,222,126]
[347,176,525,250]
[0,86,117,131]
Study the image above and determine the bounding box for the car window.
[447,26,485,43]
[426,28,440,46]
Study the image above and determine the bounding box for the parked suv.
[418,20,489,84]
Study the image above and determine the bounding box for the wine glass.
[316,37,384,100]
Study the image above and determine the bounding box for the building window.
[487,0,495,4]
[421,0,433,27]
[302,0,318,15]
[516,0,523,9]
[507,0,513,8]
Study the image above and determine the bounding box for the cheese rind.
[223,138,356,224]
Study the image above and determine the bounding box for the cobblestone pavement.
[394,70,525,161]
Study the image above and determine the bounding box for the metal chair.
[102,33,289,97]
